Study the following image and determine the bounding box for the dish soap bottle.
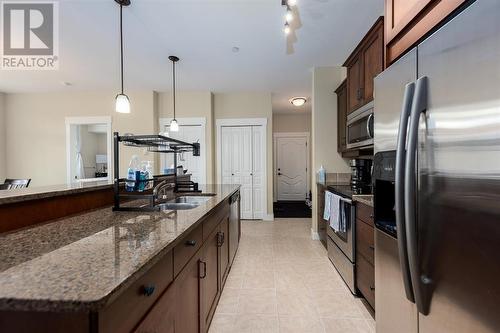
[318,165,326,184]
[126,155,140,192]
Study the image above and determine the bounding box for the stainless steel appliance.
[373,1,500,332]
[346,101,374,149]
[326,186,357,294]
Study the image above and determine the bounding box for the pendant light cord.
[120,4,124,95]
[172,60,176,120]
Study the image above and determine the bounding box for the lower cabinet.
[355,202,375,310]
[219,216,230,286]
[134,284,176,333]
[317,184,327,248]
[201,226,221,332]
[174,251,203,333]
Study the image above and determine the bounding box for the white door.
[163,124,205,184]
[220,125,264,220]
[276,136,308,201]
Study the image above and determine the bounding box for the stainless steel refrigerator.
[373,0,500,332]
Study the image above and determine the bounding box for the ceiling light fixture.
[115,0,131,114]
[290,97,307,107]
[169,55,180,132]
[284,22,291,35]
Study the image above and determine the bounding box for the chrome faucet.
[153,180,175,206]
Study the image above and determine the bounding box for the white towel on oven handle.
[323,191,333,220]
[329,193,341,232]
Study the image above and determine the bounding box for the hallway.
[209,218,375,333]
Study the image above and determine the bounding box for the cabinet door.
[134,285,176,333]
[385,0,466,64]
[347,54,363,113]
[219,215,230,286]
[200,227,220,332]
[362,23,384,103]
[228,196,240,264]
[335,80,347,153]
[175,252,201,333]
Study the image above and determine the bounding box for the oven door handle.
[396,81,416,303]
[405,76,429,315]
[339,197,352,204]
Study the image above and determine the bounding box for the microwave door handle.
[366,113,374,139]
[396,81,416,303]
[405,76,429,315]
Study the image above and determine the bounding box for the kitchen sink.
[157,202,199,210]
[173,196,212,204]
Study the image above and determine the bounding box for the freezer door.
[374,48,417,154]
[414,0,500,332]
[375,230,417,333]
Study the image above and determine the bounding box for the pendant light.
[169,56,180,132]
[115,0,131,114]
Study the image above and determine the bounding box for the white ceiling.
[0,0,383,113]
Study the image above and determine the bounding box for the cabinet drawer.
[356,219,374,265]
[356,254,375,309]
[99,251,174,333]
[356,203,374,227]
[203,201,229,240]
[174,224,203,277]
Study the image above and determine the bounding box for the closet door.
[251,126,264,219]
[221,127,233,185]
[236,127,253,220]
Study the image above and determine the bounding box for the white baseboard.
[311,228,320,240]
[263,213,274,221]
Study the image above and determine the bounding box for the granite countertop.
[326,184,354,199]
[352,194,374,207]
[0,181,113,205]
[0,184,239,312]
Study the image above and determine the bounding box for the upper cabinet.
[335,79,347,154]
[344,17,384,114]
[385,0,467,65]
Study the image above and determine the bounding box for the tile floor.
[209,218,375,333]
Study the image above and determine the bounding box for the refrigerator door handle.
[405,76,429,315]
[395,81,416,303]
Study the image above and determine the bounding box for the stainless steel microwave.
[346,101,374,149]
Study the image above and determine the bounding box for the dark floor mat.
[273,201,312,218]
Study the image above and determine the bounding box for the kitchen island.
[0,184,241,333]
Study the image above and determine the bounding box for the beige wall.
[157,91,215,183]
[0,93,5,181]
[5,91,157,187]
[311,67,350,234]
[214,92,274,217]
[273,113,311,133]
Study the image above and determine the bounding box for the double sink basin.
[157,195,214,211]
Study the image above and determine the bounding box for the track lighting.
[284,22,291,35]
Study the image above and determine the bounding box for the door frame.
[273,132,310,202]
[65,116,112,184]
[215,118,270,221]
[159,117,207,185]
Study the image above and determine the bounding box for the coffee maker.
[350,159,372,194]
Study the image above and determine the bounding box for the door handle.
[199,260,207,279]
[278,172,282,176]
[395,81,416,304]
[405,76,429,316]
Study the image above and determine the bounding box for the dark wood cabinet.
[385,0,467,65]
[344,17,384,114]
[228,193,240,264]
[134,284,176,333]
[219,216,230,286]
[335,79,347,153]
[317,184,327,248]
[347,55,363,113]
[355,202,375,310]
[201,226,220,332]
[175,251,202,333]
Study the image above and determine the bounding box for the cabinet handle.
[142,285,156,297]
[199,260,207,279]
[369,246,375,251]
[369,214,374,219]
[217,232,225,247]
[185,240,196,247]
[370,286,375,291]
